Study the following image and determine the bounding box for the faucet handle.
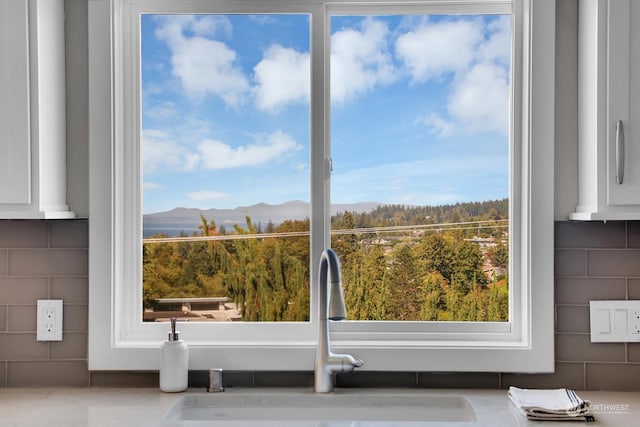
[332,354,364,374]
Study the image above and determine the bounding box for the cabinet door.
[608,0,640,205]
[0,0,31,204]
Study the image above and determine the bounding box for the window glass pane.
[330,14,511,321]
[141,14,311,322]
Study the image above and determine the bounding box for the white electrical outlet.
[37,300,63,341]
[590,300,640,342]
[633,310,640,335]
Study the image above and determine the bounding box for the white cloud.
[253,45,310,113]
[186,190,230,201]
[189,15,233,38]
[331,18,397,103]
[143,181,164,191]
[416,113,454,138]
[396,18,483,82]
[143,128,302,174]
[197,131,302,170]
[143,101,178,121]
[142,129,200,174]
[477,15,511,66]
[398,17,511,137]
[155,15,249,106]
[447,63,509,135]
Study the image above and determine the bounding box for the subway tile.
[0,277,49,304]
[628,343,640,362]
[586,363,640,391]
[49,220,88,248]
[628,222,640,248]
[90,371,158,387]
[556,334,625,362]
[186,371,210,389]
[0,361,5,387]
[555,221,626,249]
[337,371,415,388]
[555,278,626,304]
[417,372,499,389]
[7,305,37,332]
[254,371,313,387]
[555,250,586,277]
[628,279,640,299]
[587,250,640,277]
[7,361,89,387]
[502,362,585,390]
[51,277,88,304]
[50,333,87,359]
[217,371,254,388]
[63,305,88,332]
[0,250,7,276]
[556,306,590,333]
[0,334,49,360]
[0,306,5,332]
[226,371,255,388]
[8,249,88,276]
[0,220,48,248]
[187,370,256,390]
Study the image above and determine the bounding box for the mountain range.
[143,200,381,236]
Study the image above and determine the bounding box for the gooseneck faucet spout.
[315,249,363,393]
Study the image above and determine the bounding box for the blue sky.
[141,13,511,214]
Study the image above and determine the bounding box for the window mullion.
[310,4,330,330]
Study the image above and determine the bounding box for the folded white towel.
[508,386,594,422]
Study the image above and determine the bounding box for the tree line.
[143,199,509,322]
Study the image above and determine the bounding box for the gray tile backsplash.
[1,220,640,390]
[627,222,640,248]
[0,249,7,276]
[502,363,586,390]
[587,250,640,276]
[554,249,586,276]
[0,306,5,332]
[629,279,640,299]
[555,278,626,304]
[0,220,89,387]
[555,221,626,248]
[585,364,640,391]
[7,361,89,387]
[8,248,88,276]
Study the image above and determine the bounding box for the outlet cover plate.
[37,299,63,341]
[590,300,640,342]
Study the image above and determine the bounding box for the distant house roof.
[145,296,242,322]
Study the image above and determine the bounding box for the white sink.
[161,391,477,426]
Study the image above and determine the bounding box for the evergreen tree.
[387,244,422,320]
[414,233,455,283]
[419,272,447,321]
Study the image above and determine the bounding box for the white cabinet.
[0,0,74,219]
[571,0,640,220]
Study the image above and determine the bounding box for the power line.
[143,219,508,244]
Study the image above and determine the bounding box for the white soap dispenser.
[160,317,189,392]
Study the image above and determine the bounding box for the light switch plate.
[590,300,640,342]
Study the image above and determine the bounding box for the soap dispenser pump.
[160,317,189,392]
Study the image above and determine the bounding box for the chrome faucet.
[315,249,363,393]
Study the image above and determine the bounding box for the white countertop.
[0,388,638,427]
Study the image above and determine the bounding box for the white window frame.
[88,0,555,372]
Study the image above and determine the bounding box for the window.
[140,13,312,323]
[328,13,511,323]
[89,0,555,372]
[140,11,510,325]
